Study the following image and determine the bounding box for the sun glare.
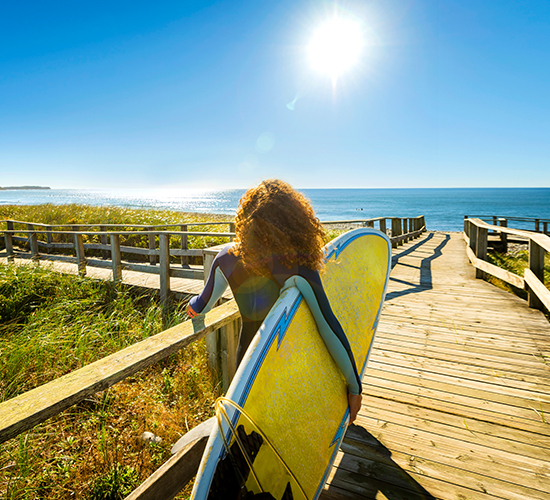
[308,17,363,78]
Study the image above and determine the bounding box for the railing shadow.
[321,424,437,500]
[385,233,450,301]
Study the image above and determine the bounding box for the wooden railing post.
[499,218,508,253]
[5,221,14,262]
[100,226,109,259]
[45,225,53,254]
[535,219,540,233]
[159,233,171,303]
[74,233,86,276]
[180,224,188,266]
[148,228,157,265]
[528,240,545,309]
[544,222,548,235]
[229,222,236,241]
[468,220,477,254]
[220,318,241,392]
[402,219,408,243]
[379,219,386,235]
[464,216,468,233]
[475,225,488,279]
[111,234,122,282]
[391,218,402,248]
[203,249,220,374]
[27,224,39,260]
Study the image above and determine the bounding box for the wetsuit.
[189,245,362,395]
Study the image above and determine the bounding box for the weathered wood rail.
[464,217,550,312]
[0,216,426,499]
[465,214,550,235]
[2,219,236,301]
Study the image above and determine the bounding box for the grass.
[486,246,550,295]
[486,245,550,321]
[0,262,218,499]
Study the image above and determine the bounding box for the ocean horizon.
[1,187,549,232]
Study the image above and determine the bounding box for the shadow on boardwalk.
[385,233,450,302]
[322,425,437,500]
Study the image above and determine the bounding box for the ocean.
[1,188,549,232]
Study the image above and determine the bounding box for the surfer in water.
[187,179,362,423]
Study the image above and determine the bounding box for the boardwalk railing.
[465,215,550,235]
[2,219,236,301]
[464,217,550,312]
[322,216,426,248]
[0,215,426,499]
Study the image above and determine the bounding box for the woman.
[187,179,362,423]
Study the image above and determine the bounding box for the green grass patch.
[486,246,550,304]
[0,262,218,499]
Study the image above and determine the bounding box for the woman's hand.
[348,392,362,424]
[186,304,198,318]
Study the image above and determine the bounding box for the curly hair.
[230,179,326,275]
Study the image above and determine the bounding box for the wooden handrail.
[2,229,235,237]
[468,218,550,253]
[464,217,550,312]
[1,219,234,229]
[466,215,550,223]
[0,300,240,444]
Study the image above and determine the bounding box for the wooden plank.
[368,358,550,403]
[372,336,550,374]
[100,225,109,259]
[4,223,14,260]
[376,322,550,355]
[28,224,39,259]
[351,415,550,491]
[74,233,86,276]
[148,227,157,265]
[125,435,208,500]
[159,233,170,303]
[180,223,188,266]
[369,349,550,394]
[361,382,549,434]
[525,268,550,313]
[111,234,122,281]
[338,435,550,500]
[0,300,240,444]
[363,367,550,417]
[359,394,550,452]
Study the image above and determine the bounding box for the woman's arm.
[187,254,229,317]
[281,274,363,422]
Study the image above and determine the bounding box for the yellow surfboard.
[192,228,391,500]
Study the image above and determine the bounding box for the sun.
[308,17,364,78]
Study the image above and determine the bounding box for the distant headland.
[0,186,51,190]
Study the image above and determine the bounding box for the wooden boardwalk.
[322,232,550,500]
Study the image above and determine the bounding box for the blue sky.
[1,0,549,189]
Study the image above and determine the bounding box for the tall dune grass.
[0,262,218,499]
